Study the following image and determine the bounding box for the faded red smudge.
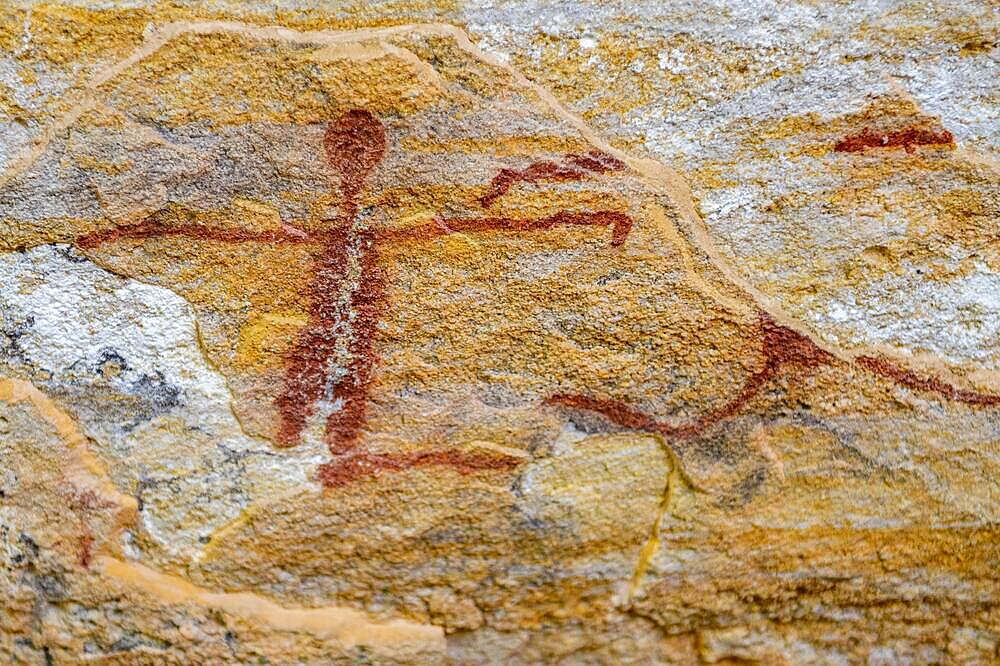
[834,126,955,154]
[856,355,1000,406]
[478,150,626,207]
[78,532,94,569]
[76,109,633,488]
[68,488,114,569]
[546,313,832,439]
[317,449,522,487]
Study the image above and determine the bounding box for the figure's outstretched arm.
[380,209,633,248]
[76,215,315,250]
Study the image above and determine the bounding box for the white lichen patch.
[0,245,326,564]
[809,264,1000,370]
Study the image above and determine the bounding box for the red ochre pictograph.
[834,126,954,154]
[546,313,833,440]
[547,313,1000,442]
[67,488,117,569]
[77,110,999,486]
[857,355,1000,406]
[478,149,626,207]
[77,109,632,487]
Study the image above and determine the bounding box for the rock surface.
[1,2,998,664]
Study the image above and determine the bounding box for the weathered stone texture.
[1,2,998,664]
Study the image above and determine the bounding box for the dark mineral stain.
[18,533,40,558]
[55,244,91,264]
[93,348,129,376]
[0,316,34,363]
[736,466,767,502]
[122,370,182,431]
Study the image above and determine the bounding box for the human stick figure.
[77,108,633,487]
[76,108,1000,487]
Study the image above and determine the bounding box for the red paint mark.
[834,126,955,154]
[478,150,626,207]
[548,316,1000,439]
[274,110,387,452]
[270,224,352,448]
[546,314,832,439]
[383,210,633,247]
[75,109,634,487]
[856,355,1000,406]
[67,488,116,569]
[322,229,386,455]
[564,151,626,172]
[71,489,107,510]
[317,449,522,487]
[78,532,94,569]
[77,221,312,250]
[80,211,633,250]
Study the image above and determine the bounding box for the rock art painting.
[73,106,633,488]
[2,4,999,664]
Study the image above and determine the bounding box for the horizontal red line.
[380,211,632,246]
[834,127,954,154]
[76,210,634,249]
[76,221,323,249]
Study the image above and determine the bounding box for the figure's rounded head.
[324,109,387,191]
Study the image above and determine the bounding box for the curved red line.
[545,314,832,439]
[545,365,775,441]
[478,150,626,207]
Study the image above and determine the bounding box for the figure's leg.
[274,236,352,447]
[322,231,386,456]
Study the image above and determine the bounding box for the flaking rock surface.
[1,2,998,664]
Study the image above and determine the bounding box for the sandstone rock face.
[1,3,998,664]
